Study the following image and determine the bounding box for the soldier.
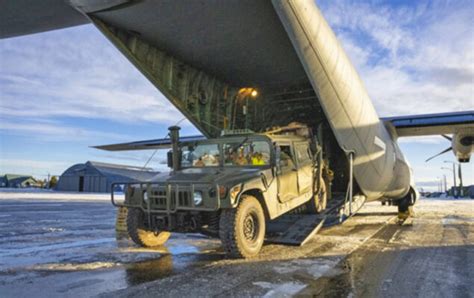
[234,149,248,165]
[194,157,205,167]
[252,152,265,165]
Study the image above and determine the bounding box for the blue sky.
[0,0,472,190]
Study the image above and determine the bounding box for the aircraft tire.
[127,208,170,247]
[397,190,416,213]
[219,195,266,258]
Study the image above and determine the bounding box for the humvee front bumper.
[111,182,222,213]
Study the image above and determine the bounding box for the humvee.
[113,124,328,258]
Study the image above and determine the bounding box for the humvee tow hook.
[190,217,198,230]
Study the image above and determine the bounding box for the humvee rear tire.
[219,195,266,258]
[127,208,170,247]
[306,178,327,214]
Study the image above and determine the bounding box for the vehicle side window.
[295,144,311,164]
[279,145,295,168]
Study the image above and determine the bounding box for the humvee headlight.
[143,192,149,202]
[229,185,242,201]
[193,191,203,206]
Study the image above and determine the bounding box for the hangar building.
[56,161,159,193]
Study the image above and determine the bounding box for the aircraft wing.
[0,0,90,39]
[382,111,474,137]
[92,135,206,151]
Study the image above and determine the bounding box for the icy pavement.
[0,188,111,201]
[0,198,222,298]
[0,195,472,297]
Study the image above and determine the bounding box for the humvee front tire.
[306,178,327,214]
[127,208,170,247]
[219,195,266,258]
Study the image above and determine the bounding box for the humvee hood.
[149,167,266,185]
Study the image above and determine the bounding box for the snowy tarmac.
[0,193,472,297]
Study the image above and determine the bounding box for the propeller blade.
[442,134,452,141]
[425,147,452,162]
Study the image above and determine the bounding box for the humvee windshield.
[223,141,270,166]
[181,143,220,167]
[181,140,271,167]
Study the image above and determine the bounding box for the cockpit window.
[181,144,219,167]
[223,141,270,166]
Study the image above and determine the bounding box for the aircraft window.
[295,144,311,163]
[279,145,295,168]
[181,144,219,167]
[223,141,270,166]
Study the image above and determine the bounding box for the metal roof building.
[56,161,159,193]
[0,174,39,188]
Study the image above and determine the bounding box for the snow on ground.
[0,188,110,201]
[254,281,307,297]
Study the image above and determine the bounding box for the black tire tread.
[219,208,240,257]
[127,208,144,246]
[219,195,264,258]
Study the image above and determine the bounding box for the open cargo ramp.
[267,193,367,246]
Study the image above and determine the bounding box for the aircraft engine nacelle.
[452,133,474,163]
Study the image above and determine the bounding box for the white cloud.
[319,0,474,117]
[0,26,187,126]
[397,135,448,145]
[0,118,133,142]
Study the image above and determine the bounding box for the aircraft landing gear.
[397,190,416,224]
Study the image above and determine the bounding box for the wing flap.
[0,0,90,39]
[382,111,474,137]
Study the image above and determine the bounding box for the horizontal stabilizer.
[93,135,205,151]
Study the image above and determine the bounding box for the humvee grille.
[177,191,190,206]
[111,182,219,212]
[152,189,167,206]
[149,185,193,209]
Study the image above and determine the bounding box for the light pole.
[444,161,457,198]
[443,174,447,193]
[441,167,451,194]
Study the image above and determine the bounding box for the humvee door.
[294,142,313,194]
[277,144,299,202]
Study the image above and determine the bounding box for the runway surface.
[0,194,472,297]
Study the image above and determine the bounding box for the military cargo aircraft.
[2,1,473,254]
